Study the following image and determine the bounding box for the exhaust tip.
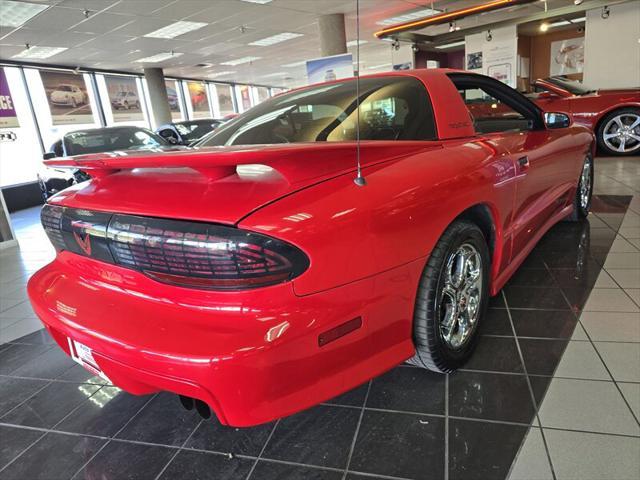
[195,400,211,419]
[179,395,194,411]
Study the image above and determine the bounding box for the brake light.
[41,205,309,290]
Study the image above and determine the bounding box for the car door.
[449,74,579,264]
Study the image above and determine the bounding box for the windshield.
[541,76,595,95]
[63,129,168,156]
[196,76,436,147]
[175,121,220,141]
[57,86,73,92]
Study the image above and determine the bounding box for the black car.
[156,119,224,145]
[40,126,175,199]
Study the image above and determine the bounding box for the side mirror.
[43,152,57,160]
[544,112,571,129]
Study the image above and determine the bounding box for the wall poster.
[187,81,210,119]
[40,71,93,125]
[214,83,235,116]
[105,75,143,122]
[165,79,181,120]
[550,37,584,75]
[306,53,353,84]
[0,69,19,128]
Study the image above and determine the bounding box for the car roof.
[63,126,150,136]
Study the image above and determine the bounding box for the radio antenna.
[353,0,366,187]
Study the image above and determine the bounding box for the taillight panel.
[41,205,309,290]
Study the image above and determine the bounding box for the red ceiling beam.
[374,0,537,39]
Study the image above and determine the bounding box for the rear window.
[198,76,436,146]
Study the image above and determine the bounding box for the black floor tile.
[159,450,253,480]
[56,364,110,385]
[488,294,505,309]
[562,287,595,312]
[449,419,528,480]
[249,461,342,480]
[10,329,55,346]
[349,410,445,479]
[0,432,104,480]
[185,417,275,457]
[1,382,100,429]
[0,377,48,417]
[549,266,603,290]
[366,366,445,415]
[115,393,200,447]
[516,251,547,269]
[9,346,76,380]
[449,371,535,424]
[480,308,513,336]
[0,426,42,470]
[75,440,175,480]
[55,387,152,437]
[528,375,554,406]
[463,337,524,373]
[262,405,360,469]
[519,339,569,376]
[504,286,570,310]
[510,309,578,339]
[505,267,556,287]
[325,381,369,407]
[0,344,51,375]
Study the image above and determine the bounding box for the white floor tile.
[582,288,639,312]
[580,312,640,343]
[594,342,640,383]
[507,428,553,480]
[553,341,610,380]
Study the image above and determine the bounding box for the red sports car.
[28,69,594,427]
[531,76,640,156]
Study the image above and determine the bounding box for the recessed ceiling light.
[12,46,67,59]
[144,21,208,39]
[346,40,368,47]
[0,0,48,28]
[239,0,272,3]
[435,40,465,49]
[281,60,307,67]
[376,8,442,26]
[248,32,303,46]
[220,56,261,66]
[539,22,550,32]
[135,52,184,63]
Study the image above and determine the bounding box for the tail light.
[41,205,309,290]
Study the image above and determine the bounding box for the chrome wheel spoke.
[604,114,640,153]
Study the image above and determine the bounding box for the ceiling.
[0,0,619,88]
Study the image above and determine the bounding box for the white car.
[111,90,140,110]
[49,84,86,107]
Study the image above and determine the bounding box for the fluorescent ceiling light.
[135,52,184,63]
[435,40,465,49]
[249,32,303,46]
[220,56,261,65]
[261,71,287,77]
[281,60,307,67]
[144,21,208,39]
[367,63,390,70]
[0,0,48,28]
[240,0,272,3]
[549,16,586,27]
[346,40,368,47]
[12,46,67,59]
[208,71,236,77]
[376,8,442,26]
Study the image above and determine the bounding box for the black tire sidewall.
[574,154,594,219]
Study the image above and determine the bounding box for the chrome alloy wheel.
[579,156,592,210]
[602,113,640,154]
[439,243,483,349]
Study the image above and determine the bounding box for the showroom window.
[234,84,253,113]
[211,83,236,117]
[24,68,103,157]
[0,67,45,187]
[95,74,152,129]
[183,80,213,119]
[163,78,186,122]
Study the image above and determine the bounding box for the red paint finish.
[29,69,593,426]
[532,78,640,132]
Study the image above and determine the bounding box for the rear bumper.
[28,252,420,426]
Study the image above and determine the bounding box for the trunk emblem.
[73,231,92,256]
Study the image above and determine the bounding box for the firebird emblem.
[73,231,92,255]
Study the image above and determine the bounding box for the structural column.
[318,13,347,57]
[143,67,171,128]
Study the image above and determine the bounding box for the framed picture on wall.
[550,37,584,75]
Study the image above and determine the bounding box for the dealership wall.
[584,2,640,89]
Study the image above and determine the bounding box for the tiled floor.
[0,156,639,480]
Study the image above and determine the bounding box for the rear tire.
[596,108,640,156]
[566,154,593,221]
[407,220,490,373]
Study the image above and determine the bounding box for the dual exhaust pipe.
[179,395,211,419]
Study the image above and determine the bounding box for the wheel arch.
[593,103,640,135]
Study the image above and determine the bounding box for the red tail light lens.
[41,205,309,290]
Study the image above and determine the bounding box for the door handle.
[518,156,530,169]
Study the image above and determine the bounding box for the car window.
[449,75,539,134]
[64,129,166,155]
[59,86,72,92]
[197,76,437,146]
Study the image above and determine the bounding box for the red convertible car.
[28,69,594,427]
[531,76,640,156]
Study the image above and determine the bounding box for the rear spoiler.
[43,148,279,180]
